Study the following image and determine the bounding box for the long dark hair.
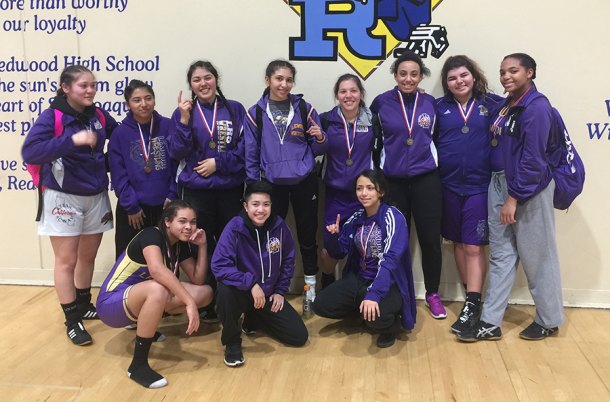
[262,59,296,98]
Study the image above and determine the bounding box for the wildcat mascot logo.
[286,0,448,79]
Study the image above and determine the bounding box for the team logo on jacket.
[94,120,103,130]
[418,113,432,129]
[479,105,489,116]
[267,237,281,254]
[284,0,449,79]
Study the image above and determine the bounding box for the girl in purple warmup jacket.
[244,60,328,300]
[22,65,118,346]
[314,169,416,348]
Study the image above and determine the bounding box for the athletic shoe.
[79,303,99,320]
[241,315,257,336]
[224,343,245,367]
[66,321,92,346]
[124,323,137,330]
[451,301,480,334]
[153,331,166,342]
[425,293,447,319]
[519,321,558,340]
[456,320,502,342]
[200,309,220,324]
[376,333,396,348]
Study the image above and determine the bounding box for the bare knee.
[193,284,214,308]
[463,244,483,259]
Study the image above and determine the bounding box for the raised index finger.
[335,213,340,228]
[178,90,183,104]
[308,116,319,128]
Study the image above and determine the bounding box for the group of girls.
[21,49,564,388]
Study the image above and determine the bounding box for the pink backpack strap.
[53,109,64,136]
[95,108,106,128]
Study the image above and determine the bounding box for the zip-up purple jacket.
[370,87,437,178]
[22,102,118,196]
[332,203,416,330]
[320,106,374,191]
[211,211,296,297]
[169,97,246,190]
[108,111,177,215]
[501,84,553,203]
[244,93,328,185]
[434,93,504,195]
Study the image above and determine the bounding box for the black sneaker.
[66,321,92,346]
[376,333,396,348]
[519,321,558,340]
[200,309,220,324]
[456,320,502,342]
[224,342,245,367]
[78,303,99,320]
[241,315,257,336]
[451,301,480,334]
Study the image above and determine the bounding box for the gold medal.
[407,138,414,146]
[346,158,353,166]
[144,165,151,174]
[491,138,498,147]
[209,140,216,149]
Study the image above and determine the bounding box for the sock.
[466,292,482,305]
[128,336,167,388]
[75,287,92,307]
[61,300,81,325]
[462,283,467,292]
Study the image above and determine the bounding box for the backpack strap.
[298,98,310,140]
[95,108,106,128]
[36,110,66,221]
[256,105,263,145]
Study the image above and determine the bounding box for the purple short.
[323,186,361,259]
[96,285,138,328]
[441,189,489,245]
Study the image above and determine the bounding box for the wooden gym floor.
[0,285,608,401]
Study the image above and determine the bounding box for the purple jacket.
[108,111,177,215]
[169,97,246,190]
[333,203,416,330]
[244,93,328,185]
[370,88,437,178]
[434,93,504,195]
[501,84,554,203]
[22,104,118,196]
[211,212,296,297]
[320,106,374,191]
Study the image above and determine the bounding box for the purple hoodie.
[169,97,246,190]
[108,111,177,215]
[332,203,416,330]
[370,87,437,178]
[244,93,328,185]
[434,93,504,195]
[320,106,374,191]
[501,84,554,203]
[211,211,296,297]
[22,100,118,196]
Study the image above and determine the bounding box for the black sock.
[466,292,482,305]
[463,283,467,292]
[128,336,166,388]
[61,301,81,325]
[75,287,92,307]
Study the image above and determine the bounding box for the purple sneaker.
[425,293,447,319]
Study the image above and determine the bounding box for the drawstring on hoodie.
[255,229,273,283]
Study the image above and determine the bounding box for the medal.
[339,109,358,164]
[491,138,498,147]
[137,119,154,172]
[398,90,419,148]
[196,98,218,151]
[359,221,377,271]
[455,98,475,135]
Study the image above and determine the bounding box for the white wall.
[0,0,608,306]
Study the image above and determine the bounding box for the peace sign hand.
[178,90,193,124]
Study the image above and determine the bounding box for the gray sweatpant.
[481,171,564,329]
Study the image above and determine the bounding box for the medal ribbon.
[490,88,530,137]
[196,98,217,143]
[137,119,154,166]
[455,97,476,128]
[359,221,377,269]
[166,243,180,275]
[339,109,357,159]
[398,91,419,141]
